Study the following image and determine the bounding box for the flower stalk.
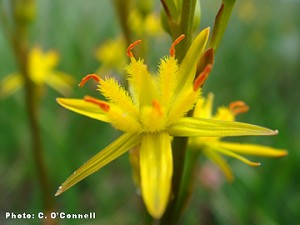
[160,1,199,224]
[112,0,132,46]
[1,0,56,221]
[159,0,240,223]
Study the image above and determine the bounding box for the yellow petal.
[126,58,158,107]
[0,73,23,99]
[107,103,141,132]
[56,98,110,122]
[216,142,288,157]
[140,132,172,219]
[203,148,234,182]
[177,27,210,90]
[95,38,127,72]
[168,117,278,137]
[167,87,199,124]
[212,147,261,166]
[29,47,59,83]
[214,107,234,121]
[55,132,141,196]
[140,104,165,133]
[99,77,138,118]
[158,56,178,107]
[193,92,214,119]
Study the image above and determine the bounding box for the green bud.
[13,0,36,26]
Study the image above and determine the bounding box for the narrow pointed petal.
[56,98,110,122]
[167,88,199,123]
[216,142,288,157]
[213,147,261,166]
[55,132,141,196]
[168,117,278,137]
[140,132,173,219]
[177,27,210,88]
[203,148,234,182]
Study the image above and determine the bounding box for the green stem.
[16,42,55,215]
[173,150,200,221]
[208,0,236,51]
[2,1,56,220]
[176,0,197,61]
[112,0,132,47]
[160,1,197,225]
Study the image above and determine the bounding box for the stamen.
[127,40,142,58]
[229,101,249,115]
[152,100,163,116]
[79,74,101,87]
[193,64,212,91]
[170,34,185,57]
[84,96,110,112]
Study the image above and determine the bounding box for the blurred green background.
[1,0,299,224]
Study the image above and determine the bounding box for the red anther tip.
[170,34,185,57]
[152,100,163,116]
[79,74,101,87]
[84,96,110,112]
[229,101,249,115]
[127,40,142,58]
[193,64,212,91]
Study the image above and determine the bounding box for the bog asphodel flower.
[0,47,74,98]
[189,93,287,181]
[55,28,279,218]
[95,37,127,75]
[128,9,162,37]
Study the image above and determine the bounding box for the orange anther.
[79,74,101,87]
[170,34,185,57]
[229,101,249,115]
[193,64,212,91]
[84,96,110,112]
[127,40,142,58]
[152,100,163,117]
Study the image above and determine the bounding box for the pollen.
[84,96,110,112]
[170,34,185,57]
[229,101,249,115]
[127,40,142,58]
[79,74,101,87]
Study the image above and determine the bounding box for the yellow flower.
[128,9,162,37]
[0,47,74,98]
[95,37,127,74]
[55,28,278,218]
[189,93,287,182]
